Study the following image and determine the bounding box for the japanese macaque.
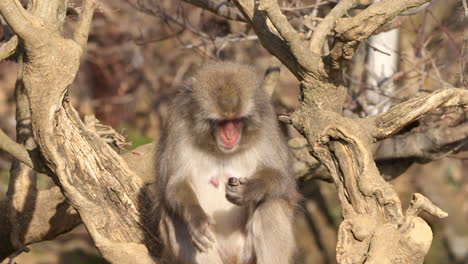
[156,61,299,264]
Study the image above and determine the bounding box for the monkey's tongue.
[219,119,240,147]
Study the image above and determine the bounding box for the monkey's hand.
[187,208,216,252]
[225,177,249,206]
[226,168,292,206]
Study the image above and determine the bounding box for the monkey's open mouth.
[218,119,241,147]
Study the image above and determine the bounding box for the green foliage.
[115,123,152,150]
[60,249,108,264]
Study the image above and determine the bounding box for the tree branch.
[334,0,430,42]
[0,0,39,43]
[182,0,245,21]
[0,186,81,261]
[309,0,358,56]
[365,88,468,140]
[0,143,156,262]
[0,35,18,61]
[0,128,34,169]
[232,0,311,80]
[73,0,97,49]
[374,122,468,161]
[258,0,316,73]
[328,0,431,69]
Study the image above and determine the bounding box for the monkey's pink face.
[215,119,242,153]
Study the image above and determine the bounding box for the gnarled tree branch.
[309,0,358,57]
[0,186,81,261]
[0,142,157,262]
[329,0,431,70]
[374,122,468,161]
[0,0,40,43]
[366,88,468,140]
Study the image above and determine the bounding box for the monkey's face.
[213,119,243,153]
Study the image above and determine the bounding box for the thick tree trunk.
[0,0,159,262]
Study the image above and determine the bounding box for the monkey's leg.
[249,199,296,264]
[160,213,223,264]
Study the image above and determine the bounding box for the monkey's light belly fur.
[187,144,259,258]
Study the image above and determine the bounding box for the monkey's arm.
[225,167,297,206]
[165,179,215,251]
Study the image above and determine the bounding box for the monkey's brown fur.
[156,61,299,264]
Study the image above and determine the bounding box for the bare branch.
[309,0,358,56]
[182,34,258,49]
[334,0,431,42]
[182,0,245,21]
[259,0,313,71]
[365,88,468,140]
[73,0,97,49]
[0,0,39,42]
[0,186,81,261]
[0,35,18,61]
[374,122,468,161]
[0,142,156,262]
[0,128,34,169]
[232,0,309,80]
[327,0,431,71]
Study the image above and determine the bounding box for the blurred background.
[0,0,467,263]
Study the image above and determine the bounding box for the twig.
[182,34,258,49]
[182,0,245,21]
[0,128,34,168]
[280,2,328,12]
[365,39,391,56]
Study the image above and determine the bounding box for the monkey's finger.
[227,177,239,186]
[206,229,216,243]
[239,177,246,185]
[225,183,241,193]
[193,233,213,252]
[192,237,208,252]
[191,232,208,251]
